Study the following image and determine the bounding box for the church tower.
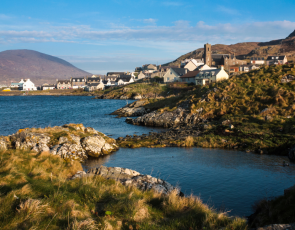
[204,43,212,67]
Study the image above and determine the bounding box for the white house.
[84,80,105,92]
[42,84,55,90]
[137,71,146,80]
[195,64,217,71]
[20,79,37,91]
[195,66,229,85]
[184,59,204,71]
[163,68,188,83]
[115,75,134,85]
[239,64,260,72]
[266,55,288,65]
[250,57,265,65]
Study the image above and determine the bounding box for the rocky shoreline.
[0,123,118,161]
[72,166,183,196]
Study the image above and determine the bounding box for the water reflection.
[83,147,295,217]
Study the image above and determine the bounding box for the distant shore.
[0,89,96,96]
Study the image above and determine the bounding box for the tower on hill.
[204,43,212,67]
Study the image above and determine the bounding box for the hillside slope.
[167,30,295,67]
[125,64,295,155]
[0,49,90,85]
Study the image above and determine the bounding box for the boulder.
[51,143,87,161]
[81,135,106,157]
[83,166,182,196]
[133,94,142,100]
[62,123,85,132]
[11,131,50,152]
[222,120,231,125]
[0,137,9,150]
[85,127,99,135]
[58,136,68,144]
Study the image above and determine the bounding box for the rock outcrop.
[255,223,295,230]
[128,107,202,128]
[0,137,9,150]
[3,124,118,161]
[111,100,150,117]
[72,166,183,196]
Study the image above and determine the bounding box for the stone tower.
[204,43,212,67]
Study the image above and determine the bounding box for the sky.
[1,0,295,74]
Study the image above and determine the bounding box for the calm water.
[1,96,294,217]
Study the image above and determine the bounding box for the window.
[73,79,75,82]
[77,79,80,82]
[167,77,170,81]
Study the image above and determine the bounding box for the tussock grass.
[0,149,247,229]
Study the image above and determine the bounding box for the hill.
[123,64,295,155]
[0,49,91,85]
[167,30,295,67]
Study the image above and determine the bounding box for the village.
[2,43,289,92]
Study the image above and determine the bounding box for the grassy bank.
[249,188,295,228]
[123,64,295,154]
[0,149,247,230]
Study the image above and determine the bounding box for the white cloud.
[217,6,240,15]
[0,20,294,46]
[143,18,158,24]
[0,14,11,20]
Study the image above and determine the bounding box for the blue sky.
[1,0,295,74]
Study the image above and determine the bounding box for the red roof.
[179,71,199,78]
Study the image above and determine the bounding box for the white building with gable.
[19,79,37,91]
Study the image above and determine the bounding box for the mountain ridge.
[166,30,295,66]
[0,49,91,85]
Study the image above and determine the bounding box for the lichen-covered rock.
[5,124,118,161]
[256,223,295,230]
[111,100,149,117]
[11,131,51,152]
[84,166,182,196]
[62,123,85,132]
[85,127,99,135]
[58,136,68,144]
[81,135,106,157]
[0,137,9,150]
[51,143,87,161]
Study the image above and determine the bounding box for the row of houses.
[56,73,135,91]
[8,73,136,92]
[133,43,289,86]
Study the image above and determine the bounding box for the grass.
[249,189,295,228]
[0,149,248,230]
[126,64,295,154]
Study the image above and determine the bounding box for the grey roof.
[57,80,71,84]
[250,57,265,60]
[107,72,124,76]
[87,83,100,87]
[11,83,23,86]
[171,68,187,76]
[43,84,55,87]
[116,75,132,82]
[212,54,234,60]
[72,77,85,80]
[266,56,286,61]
